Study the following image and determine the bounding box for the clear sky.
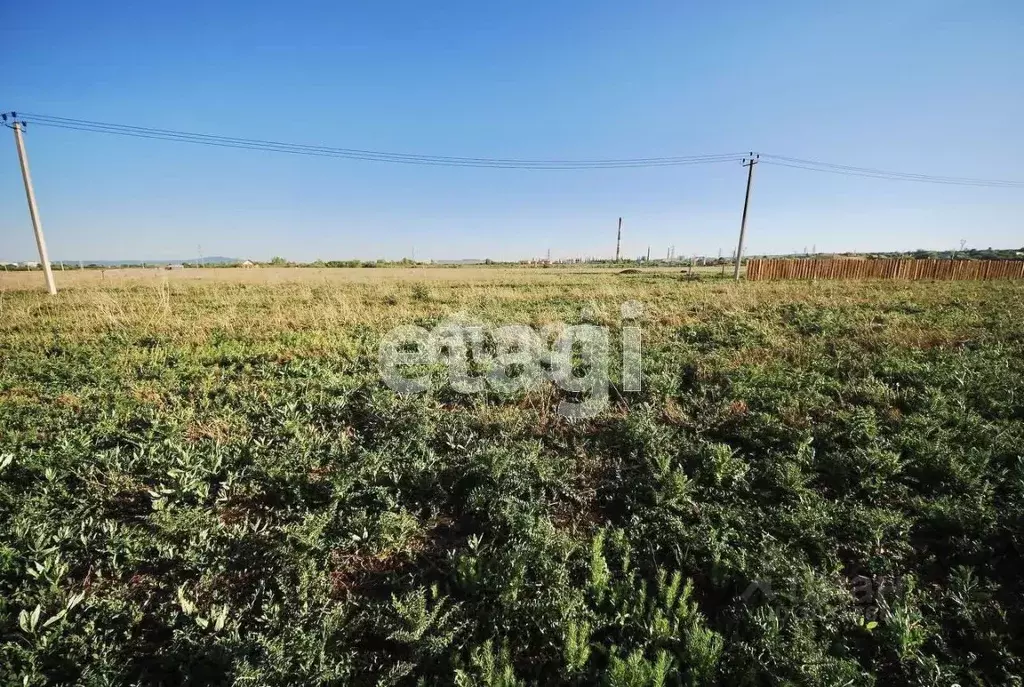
[1,0,1021,263]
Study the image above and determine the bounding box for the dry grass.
[0,267,1016,345]
[0,264,729,291]
[0,267,743,340]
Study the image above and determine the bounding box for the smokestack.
[615,217,622,262]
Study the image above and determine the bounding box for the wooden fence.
[746,258,1024,281]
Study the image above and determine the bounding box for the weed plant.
[1,273,1022,685]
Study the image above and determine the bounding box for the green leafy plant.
[0,275,1022,684]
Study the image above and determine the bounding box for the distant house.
[241,260,256,268]
[21,261,39,269]
[166,264,185,270]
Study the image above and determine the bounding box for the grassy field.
[1,268,1022,685]
[0,264,732,291]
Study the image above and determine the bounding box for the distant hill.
[62,256,240,266]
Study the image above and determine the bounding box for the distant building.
[166,264,185,270]
[21,261,39,269]
[241,260,256,268]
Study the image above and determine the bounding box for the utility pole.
[615,217,622,262]
[646,246,650,263]
[4,114,57,294]
[733,153,758,280]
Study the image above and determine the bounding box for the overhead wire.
[7,112,1024,186]
[16,112,743,169]
[759,155,1023,188]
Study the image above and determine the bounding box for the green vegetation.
[1,274,1022,685]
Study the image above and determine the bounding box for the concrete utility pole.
[733,153,758,280]
[4,115,57,294]
[646,246,651,262]
[615,217,622,262]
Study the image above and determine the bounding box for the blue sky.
[1,0,1021,262]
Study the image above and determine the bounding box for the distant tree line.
[756,247,1024,262]
[5,248,1021,272]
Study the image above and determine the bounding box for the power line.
[759,155,1024,188]
[13,112,743,170]
[761,154,1024,185]
[11,112,1024,186]
[25,112,737,166]
[7,110,1024,188]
